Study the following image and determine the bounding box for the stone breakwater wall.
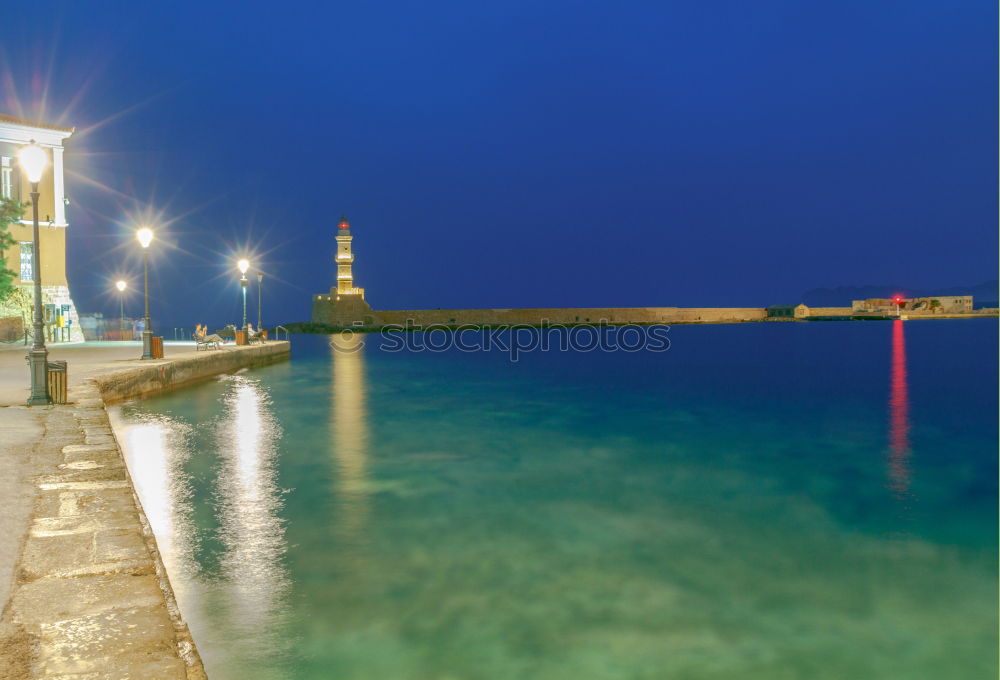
[0,342,290,679]
[805,307,853,317]
[312,296,999,327]
[314,303,767,327]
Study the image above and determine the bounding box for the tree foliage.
[0,198,24,299]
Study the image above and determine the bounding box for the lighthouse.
[311,215,372,325]
[334,216,364,298]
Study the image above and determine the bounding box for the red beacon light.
[338,216,350,230]
[892,295,905,318]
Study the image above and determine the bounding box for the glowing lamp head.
[136,227,154,248]
[338,216,350,230]
[238,259,250,275]
[17,141,47,184]
[115,280,127,292]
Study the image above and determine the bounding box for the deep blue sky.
[2,1,996,327]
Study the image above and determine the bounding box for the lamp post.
[238,259,249,337]
[18,141,49,406]
[256,271,263,335]
[137,228,154,359]
[115,280,127,341]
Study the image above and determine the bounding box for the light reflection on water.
[330,333,370,554]
[887,319,912,501]
[214,376,290,656]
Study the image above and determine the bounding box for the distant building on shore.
[0,114,82,342]
[852,296,973,314]
[78,312,144,341]
[766,304,809,319]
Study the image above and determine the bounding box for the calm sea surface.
[109,320,998,680]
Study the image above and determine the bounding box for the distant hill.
[801,280,998,307]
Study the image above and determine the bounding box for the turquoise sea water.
[109,320,998,679]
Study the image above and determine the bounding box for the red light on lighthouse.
[338,216,350,230]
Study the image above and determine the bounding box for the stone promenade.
[0,341,290,679]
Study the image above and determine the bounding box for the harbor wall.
[312,300,767,327]
[373,307,767,326]
[805,307,853,317]
[311,295,998,328]
[88,341,290,404]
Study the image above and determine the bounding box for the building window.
[19,242,32,282]
[1,157,11,199]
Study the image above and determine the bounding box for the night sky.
[2,1,996,328]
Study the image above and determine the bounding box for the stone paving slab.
[12,574,165,626]
[33,605,184,676]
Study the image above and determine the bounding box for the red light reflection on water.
[888,319,912,497]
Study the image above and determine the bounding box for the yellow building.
[0,113,82,342]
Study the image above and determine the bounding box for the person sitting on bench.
[194,324,225,347]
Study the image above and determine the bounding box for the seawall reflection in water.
[887,319,912,501]
[330,334,370,563]
[114,415,203,618]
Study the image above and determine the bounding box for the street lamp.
[115,280,127,340]
[238,258,249,337]
[137,228,154,359]
[256,271,263,336]
[18,141,49,405]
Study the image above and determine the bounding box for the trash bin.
[47,360,67,405]
[235,330,247,346]
[151,336,164,359]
